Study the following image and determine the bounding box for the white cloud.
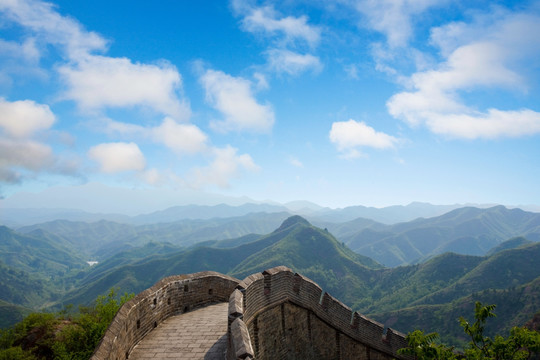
[0,0,107,60]
[152,117,208,154]
[0,38,40,62]
[351,0,446,48]
[101,117,209,155]
[0,138,54,183]
[329,119,397,158]
[387,10,540,139]
[200,69,274,133]
[0,98,55,138]
[425,109,540,140]
[233,1,320,47]
[88,142,146,173]
[0,98,79,182]
[189,146,259,188]
[1,0,190,119]
[59,56,188,118]
[266,49,322,75]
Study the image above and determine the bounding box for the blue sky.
[1,0,540,213]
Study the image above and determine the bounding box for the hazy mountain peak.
[276,215,311,231]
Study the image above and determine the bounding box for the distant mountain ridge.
[327,205,540,266]
[5,201,536,227]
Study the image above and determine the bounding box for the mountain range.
[3,201,526,228]
[0,206,539,346]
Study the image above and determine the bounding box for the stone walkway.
[129,302,228,360]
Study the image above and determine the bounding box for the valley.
[1,203,539,347]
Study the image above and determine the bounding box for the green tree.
[0,288,133,360]
[399,302,540,360]
[398,330,458,359]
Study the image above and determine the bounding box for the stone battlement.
[228,266,410,359]
[91,271,239,360]
[92,267,411,360]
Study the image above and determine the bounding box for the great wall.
[91,266,411,360]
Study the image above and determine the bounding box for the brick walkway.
[129,302,228,360]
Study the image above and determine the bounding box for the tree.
[399,302,540,360]
[0,288,133,360]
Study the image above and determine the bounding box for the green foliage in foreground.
[0,289,133,360]
[399,302,540,359]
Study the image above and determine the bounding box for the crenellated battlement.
[93,266,411,360]
[228,266,410,359]
[91,272,240,360]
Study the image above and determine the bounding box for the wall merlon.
[229,289,244,319]
[261,265,293,276]
[93,267,410,360]
[242,273,264,287]
[230,318,255,360]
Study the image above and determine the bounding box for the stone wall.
[231,266,411,360]
[91,271,240,360]
[93,266,411,360]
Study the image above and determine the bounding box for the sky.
[1,0,540,213]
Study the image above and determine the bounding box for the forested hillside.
[1,208,539,346]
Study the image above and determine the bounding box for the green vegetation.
[1,211,540,349]
[332,206,540,266]
[399,302,540,359]
[0,289,133,360]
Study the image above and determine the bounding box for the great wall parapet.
[91,272,239,360]
[92,266,411,360]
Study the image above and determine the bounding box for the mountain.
[0,260,61,308]
[57,216,382,308]
[371,276,540,346]
[0,299,32,329]
[0,207,132,228]
[229,216,382,304]
[486,236,533,255]
[17,212,291,261]
[0,226,87,278]
[2,203,289,227]
[131,203,289,224]
[307,202,467,224]
[340,206,540,266]
[2,212,540,346]
[18,220,138,259]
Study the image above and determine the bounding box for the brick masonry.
[92,267,412,360]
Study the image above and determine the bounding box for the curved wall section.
[91,272,240,360]
[238,266,411,360]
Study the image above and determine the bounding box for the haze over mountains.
[1,203,539,346]
[4,200,538,228]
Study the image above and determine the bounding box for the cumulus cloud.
[189,145,259,188]
[200,69,274,133]
[0,98,77,183]
[351,0,446,48]
[0,138,54,183]
[88,142,146,173]
[231,1,321,77]
[387,10,540,139]
[152,117,208,154]
[101,117,209,155]
[59,56,188,118]
[0,98,55,138]
[232,1,320,47]
[330,119,397,158]
[266,49,322,75]
[0,0,107,60]
[1,0,189,119]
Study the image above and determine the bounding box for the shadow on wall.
[92,266,411,360]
